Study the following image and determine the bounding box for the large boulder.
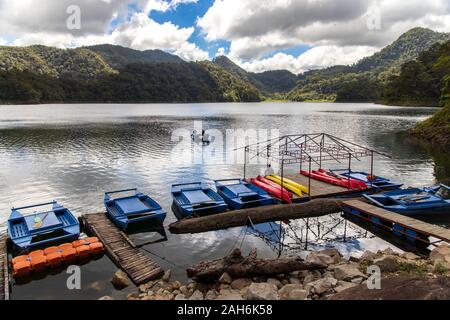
[189,290,204,300]
[111,270,130,290]
[330,276,450,300]
[306,277,338,296]
[216,289,244,300]
[219,272,232,284]
[430,244,450,269]
[245,283,280,300]
[231,278,252,290]
[319,248,342,264]
[334,263,366,281]
[306,252,335,266]
[278,284,306,300]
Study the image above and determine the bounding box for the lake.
[0,102,447,299]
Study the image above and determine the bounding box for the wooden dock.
[81,213,164,285]
[342,200,450,244]
[286,174,364,202]
[0,233,10,300]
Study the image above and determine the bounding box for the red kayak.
[317,169,368,190]
[300,170,367,190]
[250,177,292,203]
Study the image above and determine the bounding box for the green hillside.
[287,28,450,102]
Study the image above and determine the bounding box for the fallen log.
[169,198,342,234]
[187,248,327,282]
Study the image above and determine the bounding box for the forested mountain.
[0,45,258,103]
[0,27,448,104]
[0,45,115,80]
[212,56,298,94]
[287,27,450,102]
[86,44,184,68]
[383,41,450,106]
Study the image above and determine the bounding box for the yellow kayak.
[266,175,309,196]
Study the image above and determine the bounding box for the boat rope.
[140,246,186,271]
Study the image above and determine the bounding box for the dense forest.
[0,27,449,105]
[287,28,450,102]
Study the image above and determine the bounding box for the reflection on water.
[0,102,448,300]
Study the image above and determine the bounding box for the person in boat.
[191,130,197,141]
[264,164,275,176]
[201,130,206,143]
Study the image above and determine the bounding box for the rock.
[381,247,397,256]
[334,263,366,281]
[139,285,147,293]
[220,284,230,290]
[349,256,360,263]
[171,281,181,290]
[216,289,244,300]
[306,277,338,296]
[319,248,342,264]
[330,276,450,300]
[162,269,172,282]
[174,294,187,300]
[289,289,308,300]
[88,281,105,292]
[359,250,378,262]
[289,277,301,285]
[205,290,217,300]
[179,286,188,295]
[267,278,283,289]
[303,270,322,285]
[373,255,400,272]
[219,272,232,284]
[98,296,114,300]
[401,252,420,261]
[334,281,357,293]
[278,284,304,300]
[127,293,139,300]
[245,283,280,300]
[111,270,130,290]
[231,278,252,290]
[350,277,364,285]
[306,252,335,266]
[189,290,204,300]
[430,244,450,269]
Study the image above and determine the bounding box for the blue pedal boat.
[104,188,166,231]
[215,179,275,210]
[8,201,80,253]
[171,182,227,218]
[363,184,450,216]
[331,169,403,191]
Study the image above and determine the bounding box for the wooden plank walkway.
[286,174,364,202]
[81,213,164,285]
[343,200,450,243]
[0,233,10,300]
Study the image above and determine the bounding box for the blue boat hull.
[8,201,80,253]
[215,179,275,210]
[104,189,166,231]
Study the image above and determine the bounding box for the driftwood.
[169,198,342,234]
[187,248,327,282]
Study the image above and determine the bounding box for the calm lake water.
[0,102,448,300]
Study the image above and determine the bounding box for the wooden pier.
[286,174,365,202]
[0,234,10,300]
[342,200,450,244]
[81,213,164,285]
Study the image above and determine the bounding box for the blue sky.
[0,0,448,73]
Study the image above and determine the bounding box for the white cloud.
[0,38,7,46]
[239,46,378,74]
[199,0,450,62]
[216,47,226,57]
[0,0,208,61]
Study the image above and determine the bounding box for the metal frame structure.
[240,133,388,198]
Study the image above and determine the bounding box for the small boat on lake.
[215,179,275,210]
[8,201,80,253]
[104,188,166,231]
[331,169,402,191]
[250,176,293,203]
[363,184,450,216]
[300,169,368,190]
[265,174,309,197]
[171,182,227,218]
